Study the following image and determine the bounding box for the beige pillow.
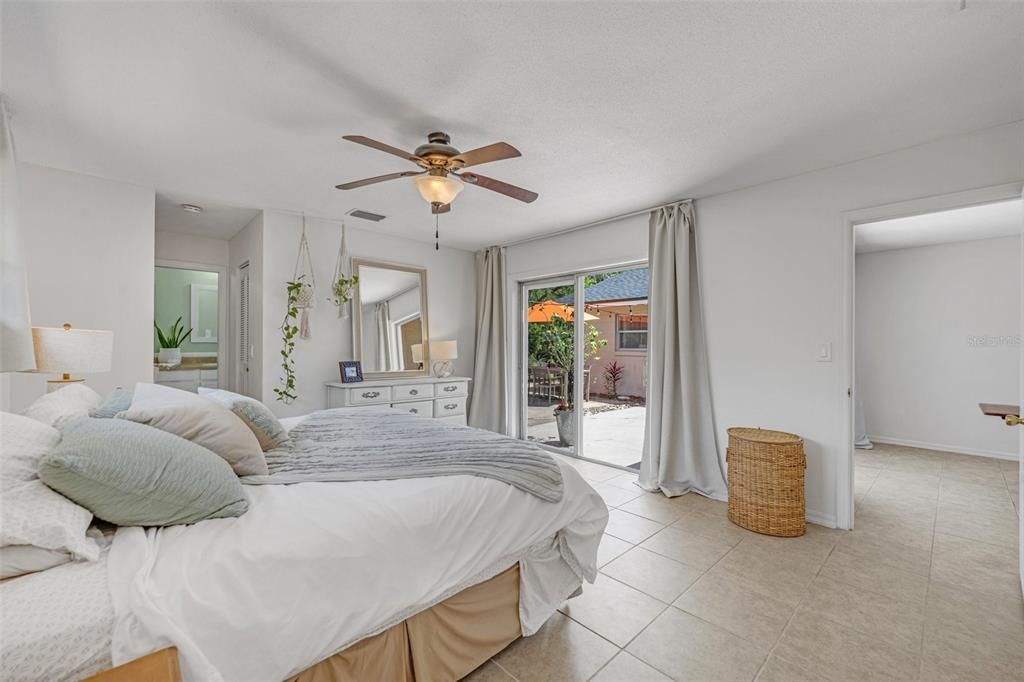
[118,383,267,476]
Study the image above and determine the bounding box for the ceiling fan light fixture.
[413,173,463,206]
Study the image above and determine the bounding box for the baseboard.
[868,435,1019,462]
[805,509,837,529]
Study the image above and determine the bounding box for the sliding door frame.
[517,259,648,468]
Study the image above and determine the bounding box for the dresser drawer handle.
[444,403,458,410]
[409,389,419,395]
[443,385,458,392]
[409,408,418,414]
[361,391,381,399]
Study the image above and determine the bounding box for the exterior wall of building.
[586,303,648,398]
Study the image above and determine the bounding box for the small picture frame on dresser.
[339,361,364,383]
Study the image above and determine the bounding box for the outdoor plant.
[273,276,305,404]
[603,361,625,398]
[327,274,359,307]
[534,314,606,409]
[154,316,192,348]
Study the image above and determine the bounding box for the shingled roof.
[557,268,649,304]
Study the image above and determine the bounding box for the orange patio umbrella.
[527,300,598,322]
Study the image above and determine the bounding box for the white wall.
[228,212,263,399]
[259,212,476,417]
[856,236,1020,459]
[155,230,229,267]
[2,163,155,411]
[507,120,1024,526]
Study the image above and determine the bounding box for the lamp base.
[431,361,454,378]
[47,374,84,393]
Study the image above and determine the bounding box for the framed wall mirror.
[351,258,430,379]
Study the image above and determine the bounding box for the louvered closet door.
[238,263,251,397]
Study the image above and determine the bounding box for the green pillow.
[89,387,133,418]
[39,417,249,527]
[199,387,291,450]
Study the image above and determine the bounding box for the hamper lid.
[727,427,802,445]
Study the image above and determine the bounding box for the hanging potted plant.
[154,316,192,366]
[327,274,359,309]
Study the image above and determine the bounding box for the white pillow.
[0,481,98,561]
[118,383,268,476]
[0,545,71,579]
[0,412,61,482]
[21,384,102,428]
[0,412,99,563]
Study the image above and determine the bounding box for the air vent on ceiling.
[347,209,387,222]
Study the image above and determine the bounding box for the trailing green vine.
[273,276,305,403]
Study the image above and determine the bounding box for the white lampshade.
[411,343,423,364]
[430,340,458,361]
[413,174,464,206]
[31,324,113,378]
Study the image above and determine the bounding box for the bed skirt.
[87,564,522,682]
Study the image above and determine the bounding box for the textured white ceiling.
[155,192,260,240]
[3,1,1023,250]
[856,199,1022,253]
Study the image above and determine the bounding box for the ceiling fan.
[335,132,538,214]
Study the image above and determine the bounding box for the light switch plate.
[816,342,832,363]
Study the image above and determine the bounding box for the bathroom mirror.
[351,258,430,378]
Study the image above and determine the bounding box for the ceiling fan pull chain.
[435,214,439,251]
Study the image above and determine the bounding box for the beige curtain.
[639,201,727,499]
[0,94,36,373]
[374,302,394,372]
[468,246,507,433]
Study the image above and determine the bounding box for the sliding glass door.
[522,278,578,454]
[520,264,648,469]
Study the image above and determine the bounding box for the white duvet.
[108,458,607,682]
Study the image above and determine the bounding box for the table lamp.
[31,323,113,391]
[429,340,457,378]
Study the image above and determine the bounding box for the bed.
[1,408,608,682]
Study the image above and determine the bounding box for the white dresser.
[325,376,472,426]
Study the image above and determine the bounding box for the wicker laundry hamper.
[726,427,806,537]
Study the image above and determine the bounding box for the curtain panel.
[0,94,36,373]
[639,201,727,499]
[468,246,507,433]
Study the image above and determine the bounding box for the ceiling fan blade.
[342,135,422,163]
[335,170,423,190]
[432,202,451,215]
[450,142,521,169]
[458,172,538,203]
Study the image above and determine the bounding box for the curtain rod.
[499,198,692,249]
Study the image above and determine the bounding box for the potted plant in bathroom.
[154,316,192,367]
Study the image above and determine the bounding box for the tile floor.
[465,443,1022,681]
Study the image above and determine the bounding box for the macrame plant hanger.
[331,222,352,320]
[292,217,316,339]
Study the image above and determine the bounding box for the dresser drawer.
[434,396,466,417]
[435,381,468,398]
[392,384,434,401]
[350,386,392,405]
[436,414,467,427]
[392,400,433,417]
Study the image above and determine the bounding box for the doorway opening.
[153,263,225,392]
[843,185,1022,536]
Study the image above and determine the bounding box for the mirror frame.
[350,257,431,380]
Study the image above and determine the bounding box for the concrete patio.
[527,400,646,469]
